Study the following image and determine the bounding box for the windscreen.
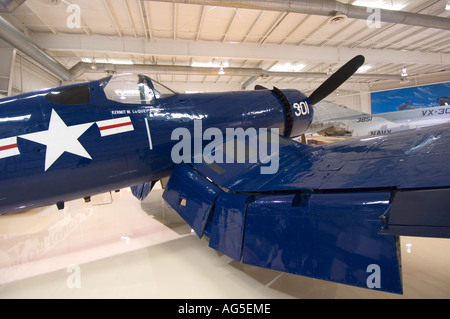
[102,74,175,105]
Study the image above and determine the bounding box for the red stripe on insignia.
[0,143,17,151]
[98,121,132,131]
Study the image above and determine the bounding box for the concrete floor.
[1,182,450,299]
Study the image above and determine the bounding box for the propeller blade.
[254,85,268,90]
[308,55,365,105]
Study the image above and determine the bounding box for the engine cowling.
[272,87,314,138]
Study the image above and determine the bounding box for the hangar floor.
[0,182,449,299]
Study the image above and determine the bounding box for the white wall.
[10,53,61,96]
[0,39,62,97]
[0,48,15,96]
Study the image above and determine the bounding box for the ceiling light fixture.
[218,63,225,75]
[356,65,372,73]
[269,63,306,73]
[352,0,406,11]
[329,13,347,24]
[191,61,229,68]
[401,67,408,77]
[81,58,133,65]
[401,67,409,82]
[327,65,333,75]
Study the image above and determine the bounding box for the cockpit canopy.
[101,73,176,105]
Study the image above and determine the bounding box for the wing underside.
[162,124,450,294]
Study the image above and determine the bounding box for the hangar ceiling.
[0,0,449,98]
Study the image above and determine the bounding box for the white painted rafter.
[32,33,450,67]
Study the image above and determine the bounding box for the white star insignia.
[20,109,94,171]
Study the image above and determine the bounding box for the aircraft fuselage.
[0,75,311,214]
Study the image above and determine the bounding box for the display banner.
[371,82,450,114]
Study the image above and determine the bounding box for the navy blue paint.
[162,163,221,237]
[0,75,310,215]
[163,162,404,293]
[163,123,450,294]
[2,71,449,294]
[189,123,450,193]
[130,181,156,201]
[208,192,250,261]
[243,192,401,294]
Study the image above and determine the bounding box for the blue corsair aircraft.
[1,55,449,294]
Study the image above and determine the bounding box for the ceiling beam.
[32,33,450,67]
[24,0,58,35]
[147,0,450,30]
[369,70,450,92]
[103,0,122,37]
[69,61,399,80]
[137,0,149,39]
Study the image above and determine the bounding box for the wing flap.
[382,188,450,238]
[208,192,250,261]
[162,124,450,294]
[163,164,221,237]
[243,192,402,294]
[163,163,403,293]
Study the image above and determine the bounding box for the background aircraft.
[307,100,450,138]
[439,96,450,105]
[397,100,413,111]
[1,55,449,294]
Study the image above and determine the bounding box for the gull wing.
[163,124,450,294]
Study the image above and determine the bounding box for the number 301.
[293,101,310,116]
